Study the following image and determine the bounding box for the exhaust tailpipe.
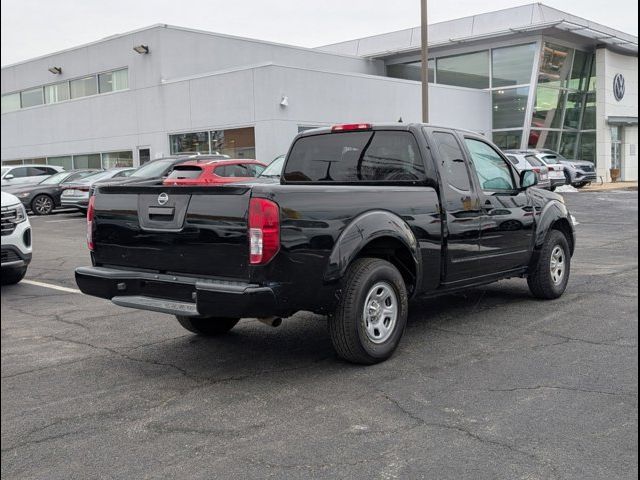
[257,316,282,328]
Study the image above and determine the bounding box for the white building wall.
[595,48,639,181]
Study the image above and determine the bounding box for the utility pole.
[421,0,429,123]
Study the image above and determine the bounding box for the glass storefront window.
[101,151,133,169]
[21,87,44,108]
[559,132,578,159]
[577,132,596,163]
[211,127,256,159]
[437,51,490,89]
[47,156,73,170]
[567,50,592,91]
[45,82,70,104]
[170,131,210,154]
[98,69,129,93]
[563,91,584,130]
[532,87,565,129]
[528,129,560,151]
[492,131,523,150]
[1,93,21,113]
[492,44,537,87]
[538,43,573,88]
[492,87,529,129]
[581,92,596,130]
[386,59,435,83]
[73,154,101,169]
[70,76,98,99]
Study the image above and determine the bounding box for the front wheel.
[31,194,54,215]
[328,258,408,365]
[527,230,571,299]
[176,316,240,336]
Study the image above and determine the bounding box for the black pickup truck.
[76,123,576,364]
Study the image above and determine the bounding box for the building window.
[577,131,596,163]
[567,49,593,91]
[20,87,44,108]
[47,156,73,170]
[70,76,98,99]
[538,43,573,88]
[492,87,529,129]
[101,151,133,169]
[436,51,489,89]
[581,92,596,130]
[386,59,435,83]
[528,129,561,151]
[98,68,128,93]
[1,93,21,113]
[492,44,537,88]
[73,154,101,169]
[45,82,70,104]
[559,132,578,159]
[1,159,23,165]
[170,131,210,154]
[170,127,256,158]
[492,131,523,150]
[532,87,566,129]
[211,127,256,158]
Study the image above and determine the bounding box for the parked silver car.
[505,153,551,190]
[537,149,597,188]
[505,149,566,191]
[60,168,136,212]
[1,164,64,186]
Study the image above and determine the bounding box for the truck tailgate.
[92,185,251,280]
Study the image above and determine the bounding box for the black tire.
[1,267,27,285]
[564,170,572,186]
[175,316,240,336]
[31,194,54,215]
[527,230,571,299]
[550,186,556,192]
[328,258,408,365]
[575,182,589,189]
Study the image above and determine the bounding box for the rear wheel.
[176,316,240,336]
[1,266,27,285]
[527,230,571,299]
[328,258,408,365]
[31,194,54,215]
[575,182,589,188]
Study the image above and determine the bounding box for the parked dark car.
[60,168,136,212]
[76,123,576,365]
[92,154,230,189]
[537,149,597,188]
[5,169,99,215]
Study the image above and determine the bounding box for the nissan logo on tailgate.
[157,193,169,205]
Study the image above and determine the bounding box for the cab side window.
[10,167,29,178]
[432,132,472,191]
[464,138,516,191]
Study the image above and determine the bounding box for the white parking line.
[43,218,83,223]
[21,279,81,294]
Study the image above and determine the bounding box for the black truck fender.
[528,199,575,272]
[323,210,422,294]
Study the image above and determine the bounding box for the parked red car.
[163,159,267,186]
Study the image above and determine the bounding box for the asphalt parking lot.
[2,190,638,479]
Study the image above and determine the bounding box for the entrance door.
[611,126,623,180]
[138,148,151,166]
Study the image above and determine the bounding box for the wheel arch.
[324,210,421,296]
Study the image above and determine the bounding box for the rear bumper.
[61,197,89,209]
[75,266,278,318]
[550,177,567,188]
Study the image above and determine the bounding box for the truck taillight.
[248,197,280,265]
[87,195,95,251]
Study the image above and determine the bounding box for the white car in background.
[1,191,32,285]
[1,164,64,186]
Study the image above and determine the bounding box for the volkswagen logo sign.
[613,73,625,102]
[157,192,169,206]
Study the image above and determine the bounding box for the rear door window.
[525,155,543,167]
[28,166,52,176]
[431,132,472,192]
[283,131,425,182]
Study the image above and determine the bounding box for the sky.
[1,0,638,66]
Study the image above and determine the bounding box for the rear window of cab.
[283,131,426,183]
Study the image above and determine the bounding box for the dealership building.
[1,4,637,181]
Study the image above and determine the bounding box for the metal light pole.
[421,0,429,123]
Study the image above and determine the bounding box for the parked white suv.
[1,191,32,285]
[1,165,64,186]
